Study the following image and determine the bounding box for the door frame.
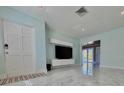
[82,40,101,68]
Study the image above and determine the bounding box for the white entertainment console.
[52,59,75,66]
[50,38,75,67]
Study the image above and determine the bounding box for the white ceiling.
[12,6,124,38]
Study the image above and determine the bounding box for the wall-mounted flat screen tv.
[55,45,72,59]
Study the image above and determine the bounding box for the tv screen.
[55,45,72,59]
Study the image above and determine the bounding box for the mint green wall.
[0,20,5,74]
[0,7,46,75]
[80,28,124,68]
[46,29,80,64]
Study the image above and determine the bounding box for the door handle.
[4,44,8,49]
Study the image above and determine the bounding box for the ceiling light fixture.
[75,6,88,17]
[82,28,85,31]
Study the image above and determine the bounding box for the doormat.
[0,73,46,85]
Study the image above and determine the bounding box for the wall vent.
[75,7,88,17]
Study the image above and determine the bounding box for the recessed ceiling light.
[121,10,124,15]
[82,28,85,31]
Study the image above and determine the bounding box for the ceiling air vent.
[75,7,88,17]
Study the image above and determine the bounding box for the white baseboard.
[36,69,47,74]
[101,65,124,70]
[42,69,47,74]
[73,64,81,66]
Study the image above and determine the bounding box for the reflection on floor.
[4,65,124,86]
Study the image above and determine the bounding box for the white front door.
[22,25,35,75]
[3,20,36,77]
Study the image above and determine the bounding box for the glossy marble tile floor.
[5,65,124,86]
